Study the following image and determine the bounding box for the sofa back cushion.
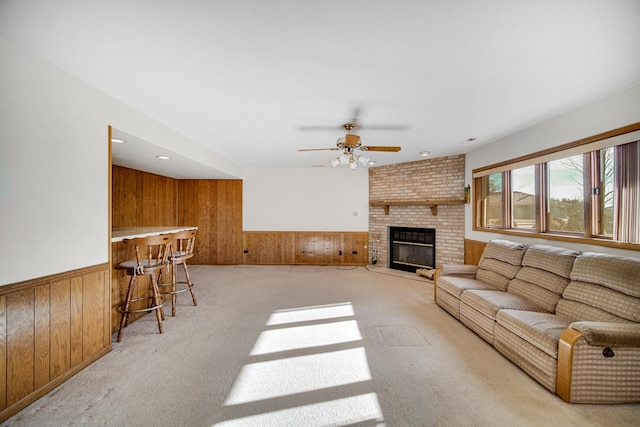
[556,253,640,323]
[508,245,579,312]
[476,240,528,291]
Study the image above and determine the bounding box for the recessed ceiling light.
[460,138,477,144]
[156,155,171,160]
[368,161,376,166]
[111,138,126,144]
[419,151,431,157]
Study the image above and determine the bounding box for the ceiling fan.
[298,107,408,132]
[298,122,402,169]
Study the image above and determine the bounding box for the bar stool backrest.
[171,229,197,261]
[122,234,172,274]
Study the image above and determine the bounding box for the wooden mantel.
[370,199,466,215]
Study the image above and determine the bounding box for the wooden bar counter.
[111,226,197,334]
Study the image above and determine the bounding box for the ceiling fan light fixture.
[349,162,358,170]
[358,156,370,166]
[336,136,346,144]
[329,158,340,168]
[339,154,350,165]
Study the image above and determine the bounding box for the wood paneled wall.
[0,264,111,422]
[112,166,177,228]
[177,179,243,264]
[464,238,487,265]
[243,231,369,265]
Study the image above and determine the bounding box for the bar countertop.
[111,226,198,243]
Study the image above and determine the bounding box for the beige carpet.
[2,265,638,426]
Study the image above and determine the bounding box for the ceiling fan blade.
[299,123,407,131]
[360,124,409,131]
[360,145,402,152]
[297,148,340,152]
[298,125,343,131]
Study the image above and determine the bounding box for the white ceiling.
[2,1,639,177]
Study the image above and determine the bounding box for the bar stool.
[115,234,172,342]
[159,229,198,316]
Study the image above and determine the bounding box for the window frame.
[472,122,640,251]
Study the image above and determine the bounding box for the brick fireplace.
[369,154,466,268]
[389,226,436,272]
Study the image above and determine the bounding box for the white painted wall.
[0,37,242,285]
[465,83,640,258]
[243,167,369,231]
[3,32,636,285]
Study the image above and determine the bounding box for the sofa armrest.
[433,264,477,302]
[557,324,640,403]
[568,322,640,348]
[437,263,478,278]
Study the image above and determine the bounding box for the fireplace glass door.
[389,227,435,272]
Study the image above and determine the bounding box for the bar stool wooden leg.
[150,273,164,333]
[171,261,178,317]
[117,274,136,343]
[182,262,197,306]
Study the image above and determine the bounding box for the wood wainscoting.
[464,238,487,265]
[243,231,369,265]
[0,263,111,422]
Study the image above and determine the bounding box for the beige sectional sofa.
[434,239,640,403]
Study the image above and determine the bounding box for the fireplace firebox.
[389,226,435,272]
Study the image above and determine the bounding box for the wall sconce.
[464,185,471,203]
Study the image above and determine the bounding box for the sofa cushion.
[522,244,579,279]
[555,299,632,324]
[462,290,547,320]
[505,245,579,313]
[508,276,564,313]
[496,309,572,358]
[481,239,529,266]
[561,281,640,322]
[476,240,528,291]
[436,276,496,298]
[512,266,571,296]
[570,252,640,298]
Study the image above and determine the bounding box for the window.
[595,146,615,236]
[546,155,584,233]
[472,124,640,249]
[511,165,536,230]
[481,172,503,228]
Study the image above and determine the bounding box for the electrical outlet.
[339,250,343,255]
[352,251,358,255]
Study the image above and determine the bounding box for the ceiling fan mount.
[343,123,356,132]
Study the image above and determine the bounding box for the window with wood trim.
[473,123,640,250]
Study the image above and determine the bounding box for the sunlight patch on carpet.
[250,320,362,355]
[266,302,354,326]
[225,347,372,405]
[222,302,385,424]
[216,393,384,427]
